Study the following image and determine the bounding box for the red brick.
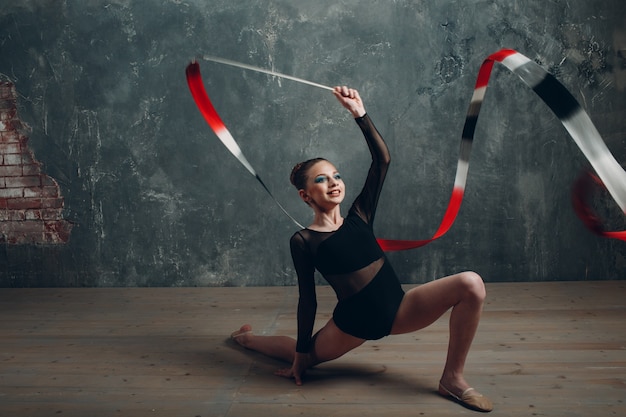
[23,188,40,198]
[0,165,22,176]
[0,143,20,153]
[4,176,41,188]
[0,109,16,121]
[0,198,7,209]
[0,219,73,244]
[0,220,45,234]
[22,164,42,176]
[0,188,23,198]
[24,209,42,220]
[41,186,60,198]
[42,208,62,220]
[7,198,42,210]
[0,130,19,143]
[45,220,73,242]
[41,197,64,209]
[0,120,16,132]
[8,210,26,221]
[2,153,22,165]
[23,155,37,167]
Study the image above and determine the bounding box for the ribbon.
[571,170,626,241]
[185,61,304,229]
[377,49,625,250]
[185,49,626,251]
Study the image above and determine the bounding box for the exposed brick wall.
[0,81,72,244]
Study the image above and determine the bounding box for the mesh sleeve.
[290,232,318,353]
[350,114,391,226]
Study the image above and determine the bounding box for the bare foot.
[230,324,253,346]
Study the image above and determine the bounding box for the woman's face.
[300,160,345,209]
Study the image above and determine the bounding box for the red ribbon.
[572,171,626,241]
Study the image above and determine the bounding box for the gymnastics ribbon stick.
[185,61,304,229]
[376,48,626,251]
[203,54,335,91]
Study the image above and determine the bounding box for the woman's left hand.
[274,352,308,385]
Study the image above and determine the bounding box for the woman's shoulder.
[290,229,308,244]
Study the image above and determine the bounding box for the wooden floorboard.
[0,282,625,417]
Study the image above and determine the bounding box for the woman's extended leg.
[232,319,365,372]
[231,324,297,363]
[390,271,491,410]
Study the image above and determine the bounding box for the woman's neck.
[309,206,343,232]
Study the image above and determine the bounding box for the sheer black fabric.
[290,114,401,353]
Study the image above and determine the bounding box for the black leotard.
[290,114,405,353]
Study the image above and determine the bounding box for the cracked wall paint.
[0,0,624,286]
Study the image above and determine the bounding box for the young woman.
[232,86,493,412]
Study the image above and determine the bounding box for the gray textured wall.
[0,0,624,287]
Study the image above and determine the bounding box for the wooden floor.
[1,281,625,417]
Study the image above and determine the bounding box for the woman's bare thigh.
[309,319,366,365]
[390,272,483,335]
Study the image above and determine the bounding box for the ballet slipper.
[438,382,493,412]
[230,325,252,340]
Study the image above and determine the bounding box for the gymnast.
[231,86,493,412]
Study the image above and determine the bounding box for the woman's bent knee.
[459,271,486,302]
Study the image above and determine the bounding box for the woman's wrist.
[351,109,366,118]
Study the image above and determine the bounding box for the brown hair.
[289,158,328,190]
